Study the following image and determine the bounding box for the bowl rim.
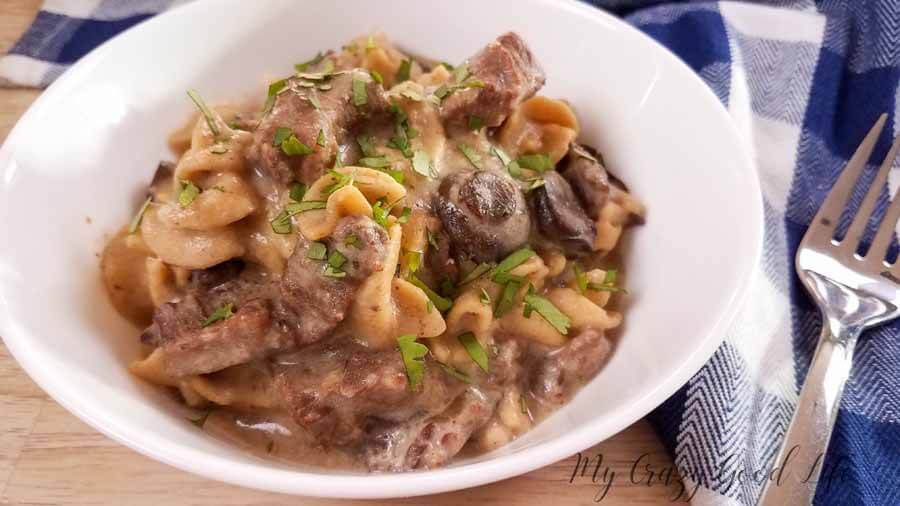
[0,0,763,498]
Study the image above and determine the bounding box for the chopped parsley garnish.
[468,115,484,131]
[520,395,528,415]
[452,64,470,83]
[588,269,625,293]
[433,84,451,101]
[412,150,436,178]
[396,59,412,83]
[273,127,293,146]
[370,69,384,84]
[263,78,289,114]
[573,263,589,294]
[426,300,435,313]
[516,153,553,173]
[202,303,234,327]
[316,129,326,147]
[372,199,391,228]
[494,280,521,317]
[327,250,347,269]
[491,271,526,284]
[128,196,152,234]
[270,210,292,234]
[307,93,322,110]
[384,169,405,184]
[356,135,378,157]
[358,156,392,168]
[386,103,414,158]
[405,250,422,273]
[523,290,571,335]
[431,79,485,103]
[344,233,362,249]
[491,146,512,164]
[284,200,327,214]
[178,180,200,207]
[507,160,522,179]
[274,127,313,156]
[397,207,412,224]
[187,89,226,142]
[324,169,355,195]
[480,288,491,306]
[460,262,492,285]
[457,143,482,169]
[366,35,377,51]
[307,242,327,260]
[457,332,489,372]
[525,178,546,193]
[396,334,428,390]
[426,229,440,250]
[440,61,455,71]
[323,265,346,278]
[294,52,325,72]
[351,76,368,106]
[492,248,536,281]
[408,274,453,312]
[437,362,473,384]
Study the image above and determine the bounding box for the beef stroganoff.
[101,32,644,471]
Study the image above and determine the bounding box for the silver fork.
[758,114,900,505]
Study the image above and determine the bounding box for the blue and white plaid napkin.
[3,1,899,504]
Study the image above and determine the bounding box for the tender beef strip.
[530,171,597,256]
[529,328,612,407]
[249,70,390,185]
[277,215,388,345]
[424,224,459,284]
[363,388,499,471]
[435,170,531,263]
[158,299,291,378]
[559,144,610,220]
[140,293,204,347]
[190,259,245,293]
[441,32,545,128]
[274,337,466,447]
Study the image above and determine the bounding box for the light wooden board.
[0,1,680,504]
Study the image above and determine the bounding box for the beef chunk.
[363,388,498,471]
[424,224,459,284]
[275,337,465,446]
[530,171,597,256]
[249,70,390,185]
[159,299,289,377]
[435,170,531,263]
[529,328,612,407]
[140,294,204,347]
[440,33,545,128]
[277,216,388,345]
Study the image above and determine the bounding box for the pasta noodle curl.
[498,96,579,164]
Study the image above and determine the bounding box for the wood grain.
[0,1,680,504]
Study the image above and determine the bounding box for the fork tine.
[868,175,900,265]
[842,128,900,255]
[809,114,886,237]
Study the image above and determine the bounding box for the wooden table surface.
[0,1,681,504]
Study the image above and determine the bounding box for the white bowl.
[0,0,762,498]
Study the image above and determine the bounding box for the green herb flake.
[516,153,553,173]
[370,69,384,84]
[452,64,470,83]
[507,160,523,179]
[396,334,428,390]
[412,150,435,178]
[433,84,450,101]
[273,127,293,147]
[523,292,571,335]
[358,156,392,168]
[468,115,484,131]
[397,207,412,224]
[440,61,455,71]
[308,93,322,110]
[587,269,626,293]
[384,169,405,185]
[202,303,234,327]
[492,248,536,281]
[307,242,327,260]
[178,180,201,207]
[525,178,546,193]
[294,52,325,72]
[396,59,412,83]
[408,274,453,312]
[323,265,346,278]
[406,250,422,273]
[284,200,327,214]
[328,250,347,269]
[457,332,489,372]
[573,263,588,294]
[520,395,528,415]
[366,35,377,51]
[270,210,292,234]
[356,135,378,157]
[187,89,223,140]
[436,362,474,383]
[457,143,482,169]
[427,229,440,250]
[316,129,326,147]
[128,196,152,234]
[352,76,368,107]
[492,271,526,284]
[344,233,362,249]
[494,280,521,317]
[372,199,391,228]
[324,169,355,195]
[281,135,313,156]
[480,288,491,306]
[262,79,289,115]
[460,262,492,285]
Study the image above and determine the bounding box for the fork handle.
[757,322,858,506]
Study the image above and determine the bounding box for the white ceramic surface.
[0,0,762,498]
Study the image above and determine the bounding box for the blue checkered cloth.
[3,1,899,504]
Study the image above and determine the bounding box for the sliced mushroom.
[559,144,609,220]
[530,171,596,256]
[434,170,531,263]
